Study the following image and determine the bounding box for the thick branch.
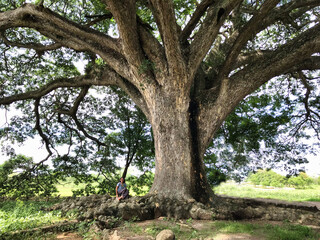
[235,53,320,74]
[286,56,320,73]
[257,0,320,34]
[0,65,150,122]
[188,0,243,79]
[0,76,94,105]
[0,31,62,54]
[228,1,320,72]
[0,4,132,79]
[149,0,187,79]
[232,23,320,89]
[180,0,215,42]
[106,0,144,69]
[137,19,168,84]
[217,0,281,81]
[197,23,320,154]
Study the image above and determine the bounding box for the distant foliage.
[287,172,314,189]
[247,170,287,187]
[247,170,314,189]
[126,171,154,196]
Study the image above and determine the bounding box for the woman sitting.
[116,177,129,200]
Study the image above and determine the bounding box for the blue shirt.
[117,182,127,193]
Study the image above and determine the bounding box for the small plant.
[190,230,198,239]
[138,59,155,75]
[145,224,168,236]
[77,220,95,239]
[65,208,80,218]
[186,218,193,224]
[108,216,121,228]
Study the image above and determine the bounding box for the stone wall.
[214,195,320,225]
[48,194,320,227]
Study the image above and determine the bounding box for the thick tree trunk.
[148,93,215,203]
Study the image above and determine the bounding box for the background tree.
[0,154,57,199]
[104,87,154,179]
[0,0,319,202]
[205,78,317,183]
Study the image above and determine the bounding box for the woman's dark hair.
[119,177,125,183]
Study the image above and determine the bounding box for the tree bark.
[148,91,214,203]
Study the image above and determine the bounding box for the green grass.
[213,221,320,240]
[0,200,66,234]
[265,223,319,240]
[55,178,88,197]
[214,182,320,202]
[214,221,258,233]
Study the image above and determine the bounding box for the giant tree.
[0,0,319,203]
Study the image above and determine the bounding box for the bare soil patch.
[56,232,83,240]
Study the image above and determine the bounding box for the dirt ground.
[56,232,83,240]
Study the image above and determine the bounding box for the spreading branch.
[180,0,215,42]
[34,98,53,161]
[188,0,243,79]
[137,18,168,84]
[57,114,83,155]
[54,86,109,149]
[106,0,144,70]
[197,22,320,153]
[289,72,320,140]
[0,4,131,79]
[0,31,62,54]
[84,12,113,26]
[149,0,187,80]
[217,0,281,81]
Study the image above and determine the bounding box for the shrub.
[247,169,287,187]
[247,170,315,189]
[287,172,313,189]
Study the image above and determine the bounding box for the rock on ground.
[155,229,175,240]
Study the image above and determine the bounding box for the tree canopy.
[0,0,319,201]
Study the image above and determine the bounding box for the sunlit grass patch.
[214,182,320,202]
[214,221,258,234]
[0,200,65,234]
[212,221,320,240]
[55,177,88,197]
[265,223,319,240]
